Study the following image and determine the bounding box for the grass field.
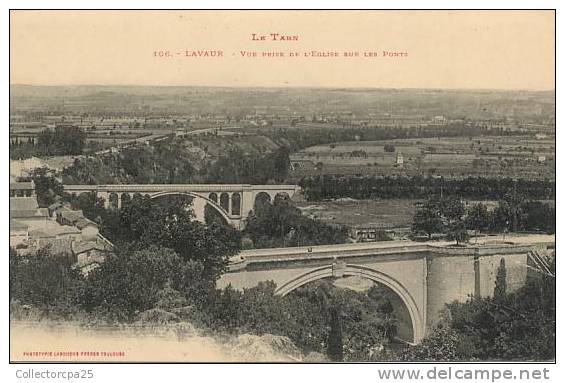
[296,199,418,229]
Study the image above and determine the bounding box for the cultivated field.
[290,135,555,179]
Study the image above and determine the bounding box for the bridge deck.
[64,184,300,193]
[229,234,554,270]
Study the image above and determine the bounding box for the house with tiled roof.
[55,207,100,240]
[10,196,38,211]
[9,198,49,225]
[9,181,35,197]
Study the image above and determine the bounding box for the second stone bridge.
[218,236,554,344]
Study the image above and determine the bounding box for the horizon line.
[9,83,556,93]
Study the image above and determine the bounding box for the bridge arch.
[274,263,425,343]
[148,191,233,224]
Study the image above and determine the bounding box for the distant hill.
[10,85,555,120]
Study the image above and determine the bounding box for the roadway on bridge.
[236,233,555,260]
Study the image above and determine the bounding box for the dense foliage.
[62,140,291,185]
[168,279,399,361]
[10,127,86,159]
[98,194,242,283]
[243,195,349,248]
[62,139,197,184]
[10,245,399,361]
[263,123,519,153]
[412,197,465,240]
[412,195,555,241]
[299,175,554,201]
[400,257,555,361]
[24,167,65,207]
[203,146,290,184]
[9,247,85,318]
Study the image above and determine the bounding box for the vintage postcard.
[9,10,555,364]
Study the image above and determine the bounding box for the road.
[238,233,555,259]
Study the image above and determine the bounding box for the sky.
[10,10,555,90]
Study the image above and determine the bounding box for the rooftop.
[59,209,85,222]
[9,219,29,231]
[74,217,98,230]
[9,181,35,190]
[10,197,39,211]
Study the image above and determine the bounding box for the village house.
[9,197,49,225]
[9,181,35,198]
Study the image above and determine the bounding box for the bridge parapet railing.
[229,241,548,271]
[233,243,433,268]
[64,184,300,193]
[427,243,538,257]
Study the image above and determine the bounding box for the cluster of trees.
[201,146,290,184]
[411,197,469,244]
[9,247,84,317]
[62,138,198,184]
[99,195,241,284]
[402,257,555,361]
[243,195,349,249]
[299,175,555,201]
[467,200,555,234]
[204,280,399,362]
[10,127,86,159]
[23,168,65,207]
[412,194,555,242]
[62,139,291,185]
[264,123,520,153]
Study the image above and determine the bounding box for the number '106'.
[153,51,172,57]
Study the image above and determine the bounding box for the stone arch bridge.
[64,184,301,229]
[217,236,554,344]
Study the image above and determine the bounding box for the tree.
[466,203,490,238]
[502,189,524,233]
[384,144,396,153]
[440,197,466,223]
[327,305,344,361]
[412,199,444,239]
[521,201,555,233]
[29,168,64,207]
[9,247,84,314]
[244,196,348,248]
[100,194,241,282]
[399,325,463,361]
[441,198,468,245]
[80,246,203,320]
[493,258,507,301]
[68,191,107,222]
[446,219,469,245]
[37,126,86,156]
